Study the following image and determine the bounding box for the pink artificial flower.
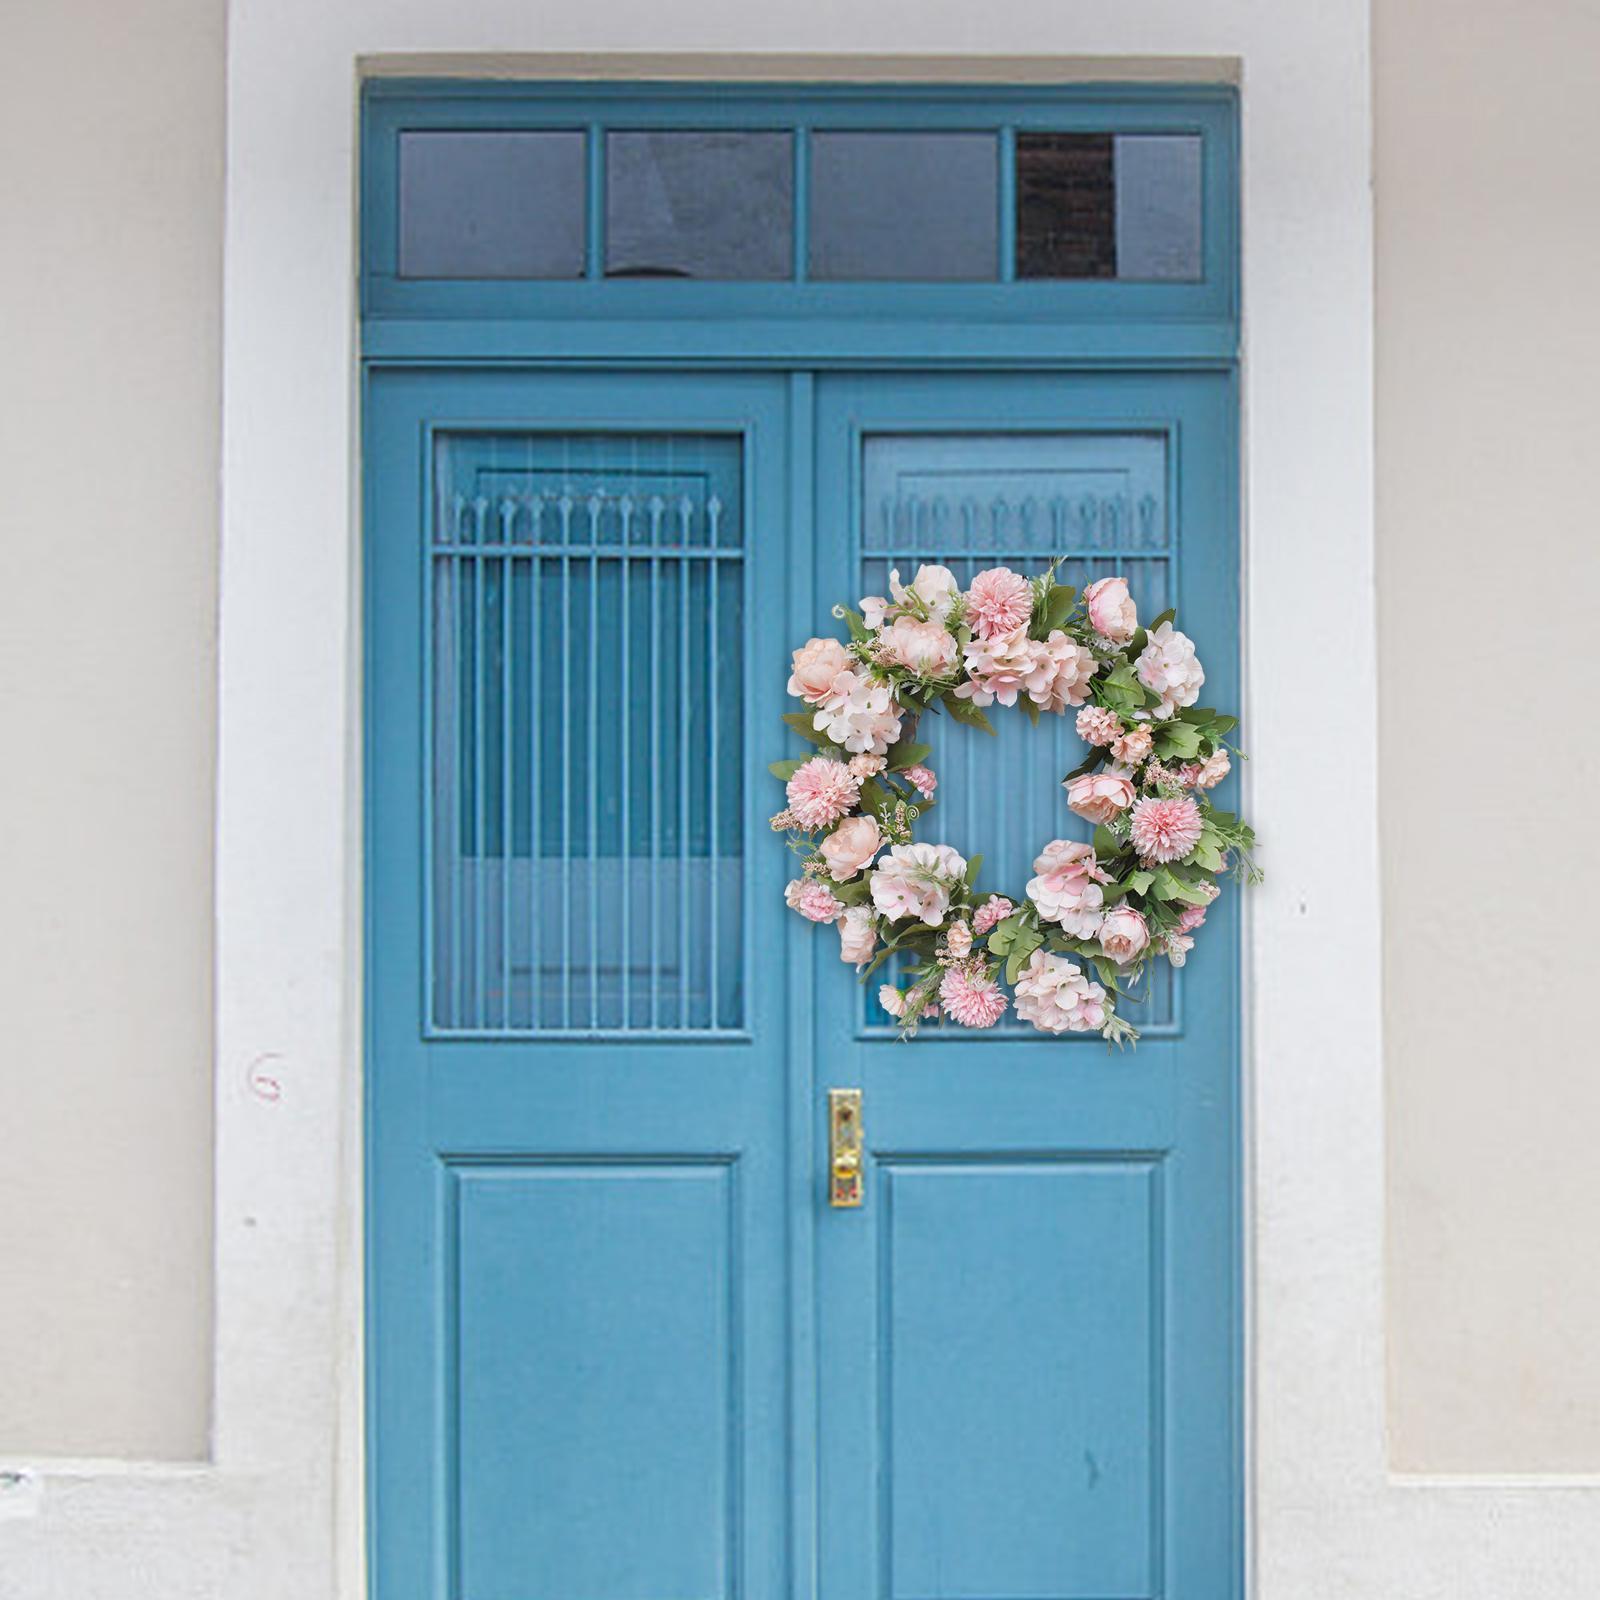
[848,752,887,779]
[787,636,854,704]
[860,595,892,629]
[972,895,1015,935]
[814,670,904,755]
[1083,576,1139,644]
[955,628,1043,708]
[1164,933,1195,967]
[880,615,958,678]
[1129,794,1205,863]
[1026,839,1110,938]
[1075,705,1124,747]
[1135,621,1205,720]
[1174,903,1208,935]
[869,842,967,926]
[944,920,973,959]
[1098,905,1151,966]
[1023,630,1098,714]
[939,963,1009,1028]
[903,763,937,799]
[837,906,877,966]
[877,984,908,1018]
[1111,724,1154,766]
[1013,950,1109,1034]
[963,567,1034,640]
[818,814,883,881]
[786,756,861,830]
[785,878,843,923]
[1194,749,1231,790]
[1065,769,1137,825]
[1174,762,1203,787]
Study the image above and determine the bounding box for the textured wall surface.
[0,0,222,1458]
[1377,0,1600,1469]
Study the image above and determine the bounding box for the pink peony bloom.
[880,615,958,678]
[1083,576,1139,644]
[1098,905,1151,966]
[1075,705,1124,747]
[1135,621,1205,720]
[785,878,843,923]
[818,814,883,881]
[1111,724,1154,765]
[1164,933,1195,967]
[903,763,937,799]
[848,752,887,779]
[1065,769,1137,825]
[955,628,1043,708]
[1026,839,1110,938]
[878,983,908,1018]
[814,670,904,754]
[1129,795,1205,863]
[939,963,1009,1028]
[944,920,973,959]
[786,756,861,830]
[837,906,877,966]
[787,636,853,704]
[972,895,1015,935]
[1174,903,1208,935]
[1194,748,1231,790]
[869,842,967,927]
[1013,950,1109,1034]
[963,566,1035,640]
[1023,630,1098,713]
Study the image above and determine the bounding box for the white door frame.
[9,10,1600,1600]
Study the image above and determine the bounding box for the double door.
[366,366,1241,1600]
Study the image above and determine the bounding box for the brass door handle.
[828,1088,864,1208]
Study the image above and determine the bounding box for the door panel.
[813,372,1240,1600]
[366,371,796,1600]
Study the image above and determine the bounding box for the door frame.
[17,26,1435,1600]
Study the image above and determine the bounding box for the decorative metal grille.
[430,432,745,1035]
[858,432,1179,1034]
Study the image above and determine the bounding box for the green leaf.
[1126,626,1147,659]
[841,607,868,642]
[1150,866,1211,905]
[1019,695,1041,726]
[964,855,984,895]
[1148,607,1176,632]
[768,758,804,781]
[1043,583,1078,632]
[1152,721,1203,759]
[1062,747,1106,783]
[858,778,892,816]
[782,710,829,747]
[1189,834,1226,873]
[888,742,932,771]
[832,875,872,905]
[942,693,996,735]
[1092,824,1121,858]
[1209,715,1237,738]
[1126,868,1155,895]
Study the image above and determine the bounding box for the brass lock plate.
[828,1088,864,1208]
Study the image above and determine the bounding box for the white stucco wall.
[1,0,1599,1593]
[0,0,220,1460]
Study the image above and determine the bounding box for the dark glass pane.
[605,132,793,280]
[809,132,998,281]
[1016,132,1202,281]
[398,131,585,280]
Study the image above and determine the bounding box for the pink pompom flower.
[939,963,1009,1028]
[1129,795,1205,864]
[786,756,861,830]
[962,567,1034,640]
[972,895,1015,935]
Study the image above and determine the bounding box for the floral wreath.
[771,563,1260,1044]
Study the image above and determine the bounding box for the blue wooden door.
[366,366,1239,1600]
[811,371,1241,1600]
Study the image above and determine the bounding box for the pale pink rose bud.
[1076,705,1124,746]
[1083,576,1138,643]
[1098,905,1151,966]
[1065,770,1137,825]
[848,752,887,779]
[1195,749,1231,789]
[1111,724,1154,765]
[880,615,958,678]
[878,984,908,1018]
[1174,903,1208,935]
[945,920,973,959]
[787,636,853,704]
[818,814,884,882]
[903,763,937,799]
[837,906,877,967]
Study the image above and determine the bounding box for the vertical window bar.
[446,498,466,1029]
[648,495,664,1031]
[619,493,634,1030]
[498,505,515,1030]
[792,125,810,282]
[585,124,604,280]
[706,494,721,1030]
[998,125,1017,283]
[472,496,489,1029]
[559,492,574,1027]
[587,492,602,1029]
[527,513,543,1030]
[678,494,693,1027]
